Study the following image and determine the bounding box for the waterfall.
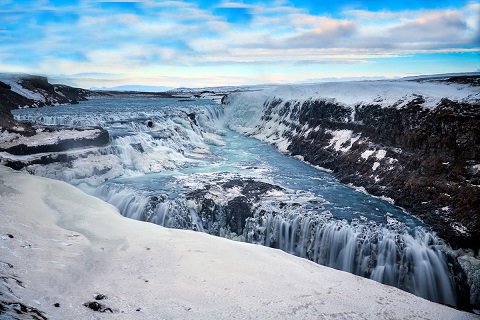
[94,184,151,221]
[96,182,458,307]
[247,211,456,306]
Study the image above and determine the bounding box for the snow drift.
[0,166,477,319]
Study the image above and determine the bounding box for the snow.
[0,77,46,102]
[452,222,470,235]
[375,150,387,160]
[326,129,359,152]
[361,150,376,160]
[263,80,480,110]
[0,166,477,320]
[380,196,395,205]
[472,164,480,174]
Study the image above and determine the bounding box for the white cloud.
[217,1,254,9]
[1,0,478,86]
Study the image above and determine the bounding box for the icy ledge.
[0,165,477,320]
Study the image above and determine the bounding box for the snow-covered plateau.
[0,166,477,320]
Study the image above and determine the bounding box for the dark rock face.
[0,75,92,111]
[0,301,48,319]
[0,126,110,155]
[0,80,37,136]
[287,99,480,250]
[0,75,98,136]
[186,179,284,236]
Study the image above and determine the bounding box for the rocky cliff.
[0,74,95,133]
[0,74,109,157]
[224,75,480,251]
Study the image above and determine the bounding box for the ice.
[9,98,226,184]
[0,166,475,320]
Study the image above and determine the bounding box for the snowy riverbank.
[0,165,477,319]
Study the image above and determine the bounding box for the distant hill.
[91,85,173,92]
[0,73,100,135]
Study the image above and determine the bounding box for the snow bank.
[0,166,476,319]
[224,79,480,158]
[0,77,46,102]
[256,80,479,110]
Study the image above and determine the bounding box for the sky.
[0,0,479,89]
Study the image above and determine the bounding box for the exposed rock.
[186,178,285,236]
[83,301,113,313]
[0,301,48,319]
[286,98,480,250]
[94,294,107,301]
[0,125,110,155]
[0,75,110,166]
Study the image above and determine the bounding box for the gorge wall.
[0,74,93,133]
[224,76,480,251]
[0,74,110,157]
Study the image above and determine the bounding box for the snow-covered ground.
[226,79,480,122]
[0,166,477,319]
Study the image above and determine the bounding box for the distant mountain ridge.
[91,84,174,92]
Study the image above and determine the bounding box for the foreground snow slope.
[0,166,477,320]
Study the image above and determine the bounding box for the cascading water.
[244,211,456,305]
[11,97,475,309]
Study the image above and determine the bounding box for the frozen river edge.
[0,166,477,320]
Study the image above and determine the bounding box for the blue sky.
[0,0,479,88]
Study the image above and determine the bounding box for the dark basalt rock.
[186,179,285,236]
[83,301,113,313]
[94,294,107,301]
[3,152,81,171]
[280,96,480,251]
[0,301,48,319]
[1,126,110,155]
[225,196,251,235]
